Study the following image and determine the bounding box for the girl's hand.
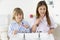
[35,17,42,26]
[48,29,54,34]
[32,25,37,32]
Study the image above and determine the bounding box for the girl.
[32,1,57,40]
[8,8,30,38]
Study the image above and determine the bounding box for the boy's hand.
[13,30,18,35]
[23,25,29,29]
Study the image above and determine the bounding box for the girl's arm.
[32,18,42,32]
[48,16,57,34]
[32,24,37,32]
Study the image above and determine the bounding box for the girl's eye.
[40,8,42,10]
[43,8,46,10]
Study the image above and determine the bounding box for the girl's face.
[15,14,23,22]
[38,5,46,18]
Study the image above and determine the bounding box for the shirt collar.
[12,20,23,25]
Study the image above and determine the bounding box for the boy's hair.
[12,7,24,20]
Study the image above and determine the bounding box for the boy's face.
[15,14,23,22]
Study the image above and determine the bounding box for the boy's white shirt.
[8,19,30,38]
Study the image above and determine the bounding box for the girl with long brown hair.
[32,1,56,40]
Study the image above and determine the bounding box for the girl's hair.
[36,1,51,26]
[12,7,24,20]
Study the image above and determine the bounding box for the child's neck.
[16,20,22,25]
